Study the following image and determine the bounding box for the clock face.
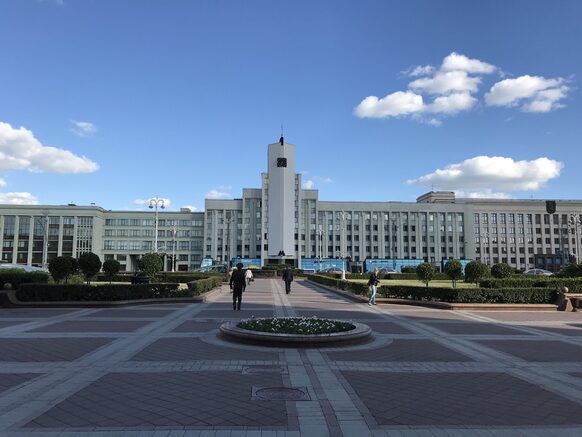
[276,157,287,168]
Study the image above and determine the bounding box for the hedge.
[0,269,50,289]
[95,272,227,283]
[17,283,184,301]
[479,277,582,292]
[187,276,224,295]
[317,272,449,280]
[307,274,557,304]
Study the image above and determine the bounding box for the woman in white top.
[244,268,253,286]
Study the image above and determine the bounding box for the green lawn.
[350,279,478,289]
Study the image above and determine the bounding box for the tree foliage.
[416,262,436,287]
[102,259,121,283]
[139,253,163,278]
[48,256,73,284]
[464,260,490,285]
[559,263,582,278]
[491,263,513,278]
[78,252,102,284]
[444,259,463,288]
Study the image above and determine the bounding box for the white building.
[1,137,582,272]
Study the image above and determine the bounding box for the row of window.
[105,219,202,227]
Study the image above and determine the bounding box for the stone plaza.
[1,279,582,436]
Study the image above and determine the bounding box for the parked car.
[0,263,48,273]
[320,267,345,274]
[523,268,553,276]
[378,268,398,274]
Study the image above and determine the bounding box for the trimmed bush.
[0,269,50,289]
[139,253,163,278]
[491,263,513,279]
[479,277,582,292]
[48,256,73,283]
[187,276,223,295]
[416,263,436,287]
[401,266,417,273]
[78,252,102,284]
[102,259,121,282]
[17,283,184,301]
[464,260,490,285]
[557,263,582,278]
[444,259,463,288]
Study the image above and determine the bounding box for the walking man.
[245,267,253,286]
[229,262,246,310]
[282,266,294,294]
[368,268,379,305]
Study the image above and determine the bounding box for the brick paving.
[1,278,582,436]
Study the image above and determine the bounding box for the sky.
[1,0,581,211]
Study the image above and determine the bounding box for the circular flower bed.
[238,316,355,335]
[220,316,371,346]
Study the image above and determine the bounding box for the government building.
[1,137,582,273]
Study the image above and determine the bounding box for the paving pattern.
[1,278,582,436]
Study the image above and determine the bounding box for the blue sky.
[1,0,581,211]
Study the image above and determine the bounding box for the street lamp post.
[391,217,397,270]
[149,197,165,253]
[171,226,177,272]
[339,211,346,280]
[569,214,582,263]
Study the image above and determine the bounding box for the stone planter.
[219,318,372,347]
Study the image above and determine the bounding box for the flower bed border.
[219,317,372,346]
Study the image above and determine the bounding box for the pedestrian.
[367,268,379,305]
[229,263,246,311]
[282,266,293,294]
[245,268,253,286]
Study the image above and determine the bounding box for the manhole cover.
[251,385,311,401]
[242,365,288,375]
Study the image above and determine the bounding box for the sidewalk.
[1,278,582,436]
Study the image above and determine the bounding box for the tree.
[559,263,582,277]
[48,256,72,284]
[66,256,79,275]
[444,259,463,288]
[78,252,102,284]
[464,260,490,285]
[491,263,513,278]
[139,252,163,278]
[102,259,121,284]
[416,262,436,287]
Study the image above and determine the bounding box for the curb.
[305,278,558,311]
[0,285,224,308]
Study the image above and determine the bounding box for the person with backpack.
[229,263,246,310]
[367,268,379,305]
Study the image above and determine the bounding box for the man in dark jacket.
[229,263,246,310]
[282,267,293,294]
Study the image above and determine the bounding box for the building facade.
[1,137,582,272]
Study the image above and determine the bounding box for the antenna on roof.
[279,123,284,145]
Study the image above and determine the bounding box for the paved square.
[2,278,582,436]
[26,371,289,428]
[0,338,113,362]
[477,339,582,361]
[341,371,582,426]
[130,337,280,362]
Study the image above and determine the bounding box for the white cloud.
[182,205,198,212]
[440,52,496,74]
[0,192,39,205]
[485,75,568,112]
[70,120,97,137]
[0,121,99,173]
[134,197,172,208]
[405,65,435,77]
[0,178,6,188]
[427,92,477,114]
[407,156,563,194]
[427,118,442,127]
[302,180,315,189]
[455,189,513,199]
[409,71,481,95]
[205,189,231,199]
[354,91,424,118]
[321,177,334,184]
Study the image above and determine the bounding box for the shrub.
[464,260,490,285]
[491,263,513,279]
[17,283,184,301]
[0,269,50,289]
[479,277,582,292]
[139,253,163,278]
[416,263,436,287]
[558,263,582,278]
[187,276,224,295]
[444,259,463,288]
[78,252,102,284]
[102,259,121,283]
[401,266,417,273]
[48,256,73,283]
